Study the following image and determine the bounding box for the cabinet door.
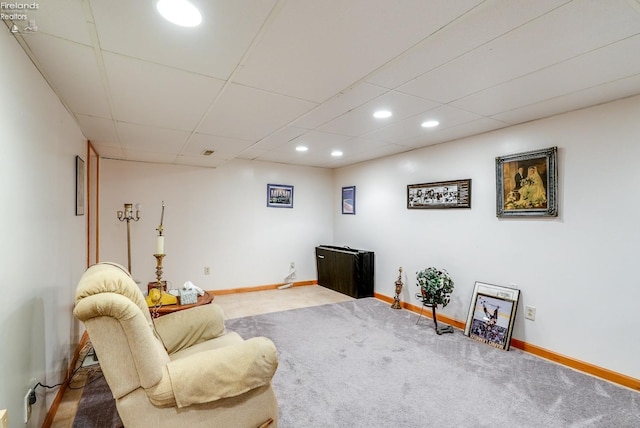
[316,247,358,297]
[332,250,356,297]
[316,248,335,289]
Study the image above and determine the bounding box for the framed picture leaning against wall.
[464,281,520,351]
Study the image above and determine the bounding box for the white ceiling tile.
[252,127,307,150]
[93,144,125,159]
[173,155,227,169]
[236,147,270,161]
[103,52,225,131]
[340,137,395,153]
[16,0,640,169]
[117,122,190,153]
[197,83,317,141]
[367,105,484,143]
[493,74,640,124]
[290,130,352,149]
[253,149,301,165]
[75,114,119,144]
[398,0,640,103]
[259,131,351,164]
[122,150,178,164]
[452,35,640,116]
[397,118,510,148]
[30,0,92,45]
[90,0,277,80]
[319,92,440,137]
[234,0,482,102]
[366,0,572,89]
[329,144,410,168]
[23,35,111,118]
[182,133,255,158]
[292,83,387,129]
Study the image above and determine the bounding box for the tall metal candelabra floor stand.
[416,303,454,335]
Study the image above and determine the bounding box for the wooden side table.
[151,291,214,316]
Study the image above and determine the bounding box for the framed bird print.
[464,282,520,351]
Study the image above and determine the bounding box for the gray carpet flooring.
[226,298,640,427]
[72,298,640,427]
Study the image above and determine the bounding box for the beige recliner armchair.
[73,262,279,428]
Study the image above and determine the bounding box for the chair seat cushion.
[164,336,278,408]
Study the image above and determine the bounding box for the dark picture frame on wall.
[464,281,520,351]
[496,146,557,217]
[342,186,356,214]
[407,179,471,209]
[267,184,294,208]
[76,155,85,216]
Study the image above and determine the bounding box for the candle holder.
[391,267,403,309]
[154,254,166,288]
[117,203,141,274]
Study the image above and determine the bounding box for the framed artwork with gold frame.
[496,146,557,217]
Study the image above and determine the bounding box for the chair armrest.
[153,303,226,354]
[152,336,278,408]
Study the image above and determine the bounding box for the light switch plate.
[525,306,536,321]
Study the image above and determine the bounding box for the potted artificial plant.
[416,267,455,335]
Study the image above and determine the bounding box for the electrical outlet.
[0,409,8,428]
[204,266,210,275]
[525,305,536,321]
[24,388,35,423]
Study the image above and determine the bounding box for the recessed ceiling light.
[156,0,202,27]
[331,150,343,157]
[373,110,392,119]
[296,146,308,152]
[421,120,440,128]
[201,149,214,156]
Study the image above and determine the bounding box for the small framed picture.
[496,146,557,217]
[407,179,471,209]
[342,186,356,214]
[76,155,85,216]
[267,184,294,208]
[464,282,520,351]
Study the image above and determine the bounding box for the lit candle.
[156,236,164,255]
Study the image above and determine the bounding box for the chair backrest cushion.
[74,263,171,398]
[75,262,152,324]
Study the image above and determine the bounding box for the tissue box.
[178,288,198,305]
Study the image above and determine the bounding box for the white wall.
[100,159,333,291]
[333,94,640,380]
[0,33,87,426]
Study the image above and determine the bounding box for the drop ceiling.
[7,0,640,168]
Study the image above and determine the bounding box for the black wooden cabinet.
[315,246,374,298]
